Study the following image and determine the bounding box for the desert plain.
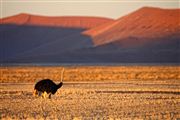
[0,66,180,119]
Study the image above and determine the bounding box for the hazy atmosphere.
[1,0,180,119]
[1,0,179,19]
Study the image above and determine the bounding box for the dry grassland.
[0,66,180,119]
[1,66,180,83]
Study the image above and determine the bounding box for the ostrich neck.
[57,82,63,89]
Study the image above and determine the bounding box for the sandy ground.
[0,81,180,120]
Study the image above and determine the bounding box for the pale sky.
[0,0,179,19]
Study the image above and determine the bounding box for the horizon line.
[1,6,179,19]
[1,1,179,3]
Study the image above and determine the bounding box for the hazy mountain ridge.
[0,7,179,63]
[85,7,180,46]
[1,13,114,29]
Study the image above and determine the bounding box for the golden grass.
[0,66,180,83]
[1,83,180,119]
[0,66,180,119]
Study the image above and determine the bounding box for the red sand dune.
[0,7,179,47]
[84,7,180,46]
[0,7,179,63]
[0,13,114,29]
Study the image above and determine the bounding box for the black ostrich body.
[34,79,63,98]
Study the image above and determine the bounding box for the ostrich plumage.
[34,79,63,98]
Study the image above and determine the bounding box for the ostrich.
[33,68,64,98]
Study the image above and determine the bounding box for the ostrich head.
[57,82,63,89]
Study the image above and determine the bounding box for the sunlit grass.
[0,66,180,83]
[0,66,180,119]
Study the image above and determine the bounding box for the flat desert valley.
[0,66,180,119]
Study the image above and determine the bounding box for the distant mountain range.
[1,13,113,29]
[0,7,179,63]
